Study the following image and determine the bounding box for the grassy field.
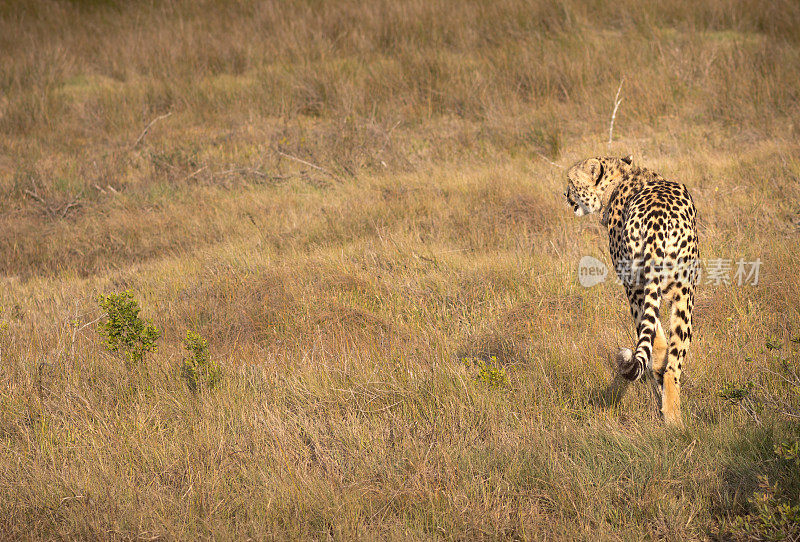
[1,0,800,539]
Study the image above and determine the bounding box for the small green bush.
[719,380,754,402]
[98,291,160,366]
[728,437,800,541]
[181,330,221,392]
[464,356,509,389]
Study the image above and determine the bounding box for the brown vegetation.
[1,0,799,539]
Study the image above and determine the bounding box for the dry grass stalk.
[608,77,624,148]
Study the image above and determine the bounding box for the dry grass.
[1,0,800,539]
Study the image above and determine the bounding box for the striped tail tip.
[616,347,643,381]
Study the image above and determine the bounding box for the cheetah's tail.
[620,281,661,382]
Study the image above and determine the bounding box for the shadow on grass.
[590,374,631,409]
[456,331,524,367]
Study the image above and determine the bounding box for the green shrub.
[728,436,800,541]
[719,380,754,402]
[464,355,509,389]
[97,291,160,366]
[181,330,221,392]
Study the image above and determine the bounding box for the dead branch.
[23,188,48,206]
[276,150,343,182]
[181,165,208,183]
[24,188,56,216]
[60,201,80,218]
[59,194,82,218]
[534,151,564,169]
[607,77,624,147]
[132,112,172,149]
[24,188,82,218]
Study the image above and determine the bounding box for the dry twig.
[277,150,343,182]
[607,77,624,147]
[181,165,209,183]
[534,151,564,169]
[23,188,47,206]
[24,188,82,218]
[59,196,82,218]
[132,112,173,148]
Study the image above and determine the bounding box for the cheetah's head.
[564,158,605,216]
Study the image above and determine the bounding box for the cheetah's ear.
[580,158,603,185]
[621,155,633,165]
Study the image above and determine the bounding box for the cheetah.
[565,156,699,427]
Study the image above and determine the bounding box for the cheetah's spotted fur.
[565,156,699,427]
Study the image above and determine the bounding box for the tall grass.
[1,0,799,539]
